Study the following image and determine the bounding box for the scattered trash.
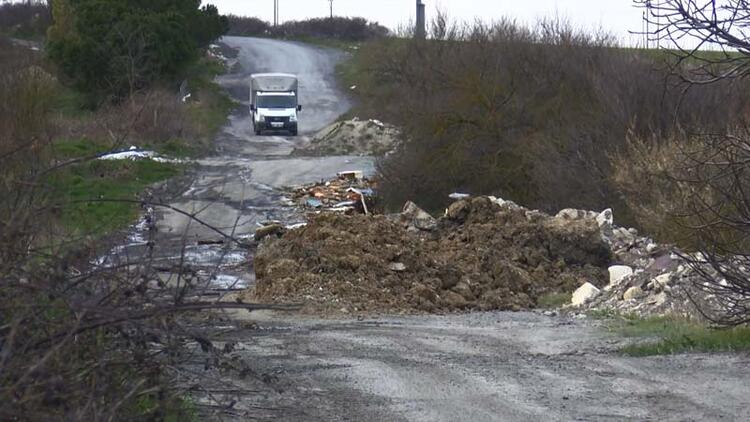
[449,193,471,200]
[337,170,364,180]
[285,171,377,215]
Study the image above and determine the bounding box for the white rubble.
[607,265,634,288]
[571,282,601,307]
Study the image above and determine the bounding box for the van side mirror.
[250,104,256,111]
[297,105,303,111]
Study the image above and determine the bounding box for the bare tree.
[635,1,750,326]
[636,0,750,82]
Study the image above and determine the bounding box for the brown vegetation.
[345,18,749,222]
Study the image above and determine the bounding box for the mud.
[252,197,609,314]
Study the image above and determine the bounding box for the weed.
[537,292,571,309]
[613,316,750,356]
[50,159,181,235]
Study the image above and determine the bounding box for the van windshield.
[257,95,296,109]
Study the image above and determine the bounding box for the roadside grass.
[537,292,572,308]
[50,158,181,236]
[601,314,750,356]
[184,57,235,143]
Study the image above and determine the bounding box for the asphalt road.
[111,37,750,421]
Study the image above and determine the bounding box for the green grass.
[537,292,572,308]
[53,138,111,159]
[50,158,181,236]
[610,315,750,356]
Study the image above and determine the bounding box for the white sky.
[213,1,648,45]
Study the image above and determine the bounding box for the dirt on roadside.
[250,197,610,314]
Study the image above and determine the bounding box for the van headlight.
[289,115,298,122]
[258,114,266,122]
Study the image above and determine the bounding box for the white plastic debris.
[98,146,179,163]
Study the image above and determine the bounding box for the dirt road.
[114,37,750,421]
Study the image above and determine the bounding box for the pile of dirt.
[252,197,610,314]
[292,118,401,156]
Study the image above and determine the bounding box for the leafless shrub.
[0,38,280,419]
[636,0,750,83]
[613,127,750,325]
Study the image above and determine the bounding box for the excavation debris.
[253,196,610,314]
[292,117,401,156]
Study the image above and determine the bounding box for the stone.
[389,262,407,272]
[596,208,613,228]
[608,265,633,287]
[254,224,284,241]
[442,291,470,308]
[556,208,596,220]
[452,281,476,301]
[446,200,470,221]
[623,286,644,301]
[401,201,437,231]
[571,282,601,306]
[650,273,672,290]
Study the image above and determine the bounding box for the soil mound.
[292,118,401,157]
[254,197,610,314]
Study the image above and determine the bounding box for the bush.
[226,15,270,36]
[346,18,749,219]
[46,0,228,102]
[0,1,51,39]
[228,15,388,41]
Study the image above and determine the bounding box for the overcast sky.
[214,1,647,45]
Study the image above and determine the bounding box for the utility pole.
[415,0,426,39]
[273,0,279,27]
[329,0,333,19]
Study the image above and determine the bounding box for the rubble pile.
[292,118,401,157]
[252,196,611,314]
[284,171,377,215]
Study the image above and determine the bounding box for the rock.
[411,283,438,303]
[596,208,613,228]
[623,286,644,301]
[556,208,596,220]
[647,273,672,291]
[596,209,614,239]
[452,281,476,301]
[442,291,470,308]
[401,201,437,231]
[389,262,407,272]
[571,282,601,306]
[254,224,284,241]
[613,227,636,246]
[608,265,634,287]
[446,200,470,221]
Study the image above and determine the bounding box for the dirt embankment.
[252,197,610,314]
[292,117,401,157]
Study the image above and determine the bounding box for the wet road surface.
[109,37,750,421]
